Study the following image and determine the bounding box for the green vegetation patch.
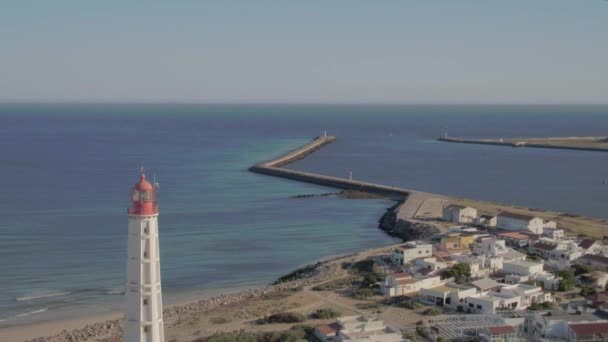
[310,308,341,320]
[260,312,306,324]
[273,263,320,284]
[312,277,353,291]
[197,325,313,342]
[528,302,554,311]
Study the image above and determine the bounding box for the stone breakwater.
[249,136,413,199]
[25,259,343,342]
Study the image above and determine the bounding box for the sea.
[1,104,607,327]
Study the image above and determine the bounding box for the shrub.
[580,286,596,297]
[573,264,595,276]
[350,260,375,274]
[352,287,375,299]
[416,325,430,338]
[312,277,352,291]
[210,317,231,324]
[528,302,553,311]
[422,307,442,316]
[199,325,313,342]
[311,308,341,320]
[401,299,421,310]
[556,270,576,291]
[262,312,306,324]
[274,263,320,284]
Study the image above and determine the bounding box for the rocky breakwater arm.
[249,136,441,240]
[249,136,411,199]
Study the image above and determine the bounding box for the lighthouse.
[125,173,165,342]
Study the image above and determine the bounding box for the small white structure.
[442,205,478,224]
[502,260,544,276]
[543,228,564,240]
[381,274,443,297]
[420,283,478,309]
[391,242,432,265]
[125,174,165,342]
[476,215,497,228]
[473,237,508,257]
[496,212,544,234]
[314,316,404,342]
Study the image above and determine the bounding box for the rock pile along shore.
[26,259,343,342]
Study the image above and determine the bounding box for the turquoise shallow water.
[1,104,608,326]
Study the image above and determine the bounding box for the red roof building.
[569,322,608,341]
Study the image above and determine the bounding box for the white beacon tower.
[125,173,164,342]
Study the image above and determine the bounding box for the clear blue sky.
[1,1,607,104]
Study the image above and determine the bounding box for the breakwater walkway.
[249,136,413,199]
[438,137,608,153]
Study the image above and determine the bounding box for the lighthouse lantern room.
[125,173,164,342]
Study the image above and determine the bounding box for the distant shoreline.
[438,136,608,153]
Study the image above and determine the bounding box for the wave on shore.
[16,292,71,302]
[16,308,48,317]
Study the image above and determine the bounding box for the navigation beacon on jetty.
[125,173,165,342]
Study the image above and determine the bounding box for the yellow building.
[440,233,476,252]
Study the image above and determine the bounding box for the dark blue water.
[1,104,607,326]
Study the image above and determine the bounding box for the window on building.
[143,252,148,258]
[143,299,148,305]
[477,305,482,309]
[143,326,149,333]
[469,303,474,308]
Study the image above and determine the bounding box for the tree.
[442,263,471,283]
[573,264,594,276]
[556,270,576,291]
[580,286,596,297]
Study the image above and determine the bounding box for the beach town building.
[442,205,478,224]
[473,237,508,257]
[568,321,608,341]
[440,233,477,253]
[466,284,551,314]
[381,273,443,297]
[497,231,530,248]
[420,282,479,309]
[125,173,165,342]
[501,260,561,290]
[524,310,606,341]
[479,326,517,342]
[543,220,557,230]
[543,228,564,240]
[496,212,544,234]
[390,242,432,266]
[314,316,403,342]
[477,214,497,228]
[502,260,544,277]
[451,254,503,278]
[578,239,601,254]
[529,239,583,267]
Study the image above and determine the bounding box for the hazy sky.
[1,1,607,104]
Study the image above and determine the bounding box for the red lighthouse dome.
[128,173,159,215]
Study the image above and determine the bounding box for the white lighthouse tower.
[125,173,165,342]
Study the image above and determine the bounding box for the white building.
[466,284,551,314]
[125,173,165,342]
[442,205,478,224]
[543,228,564,240]
[420,283,479,309]
[496,212,544,234]
[473,237,508,257]
[314,316,404,342]
[381,273,443,297]
[451,255,503,278]
[476,215,497,228]
[391,242,432,265]
[502,260,544,276]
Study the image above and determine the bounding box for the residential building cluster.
[377,203,608,341]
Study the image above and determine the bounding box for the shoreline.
[438,136,608,152]
[0,248,373,342]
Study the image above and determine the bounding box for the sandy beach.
[0,246,387,342]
